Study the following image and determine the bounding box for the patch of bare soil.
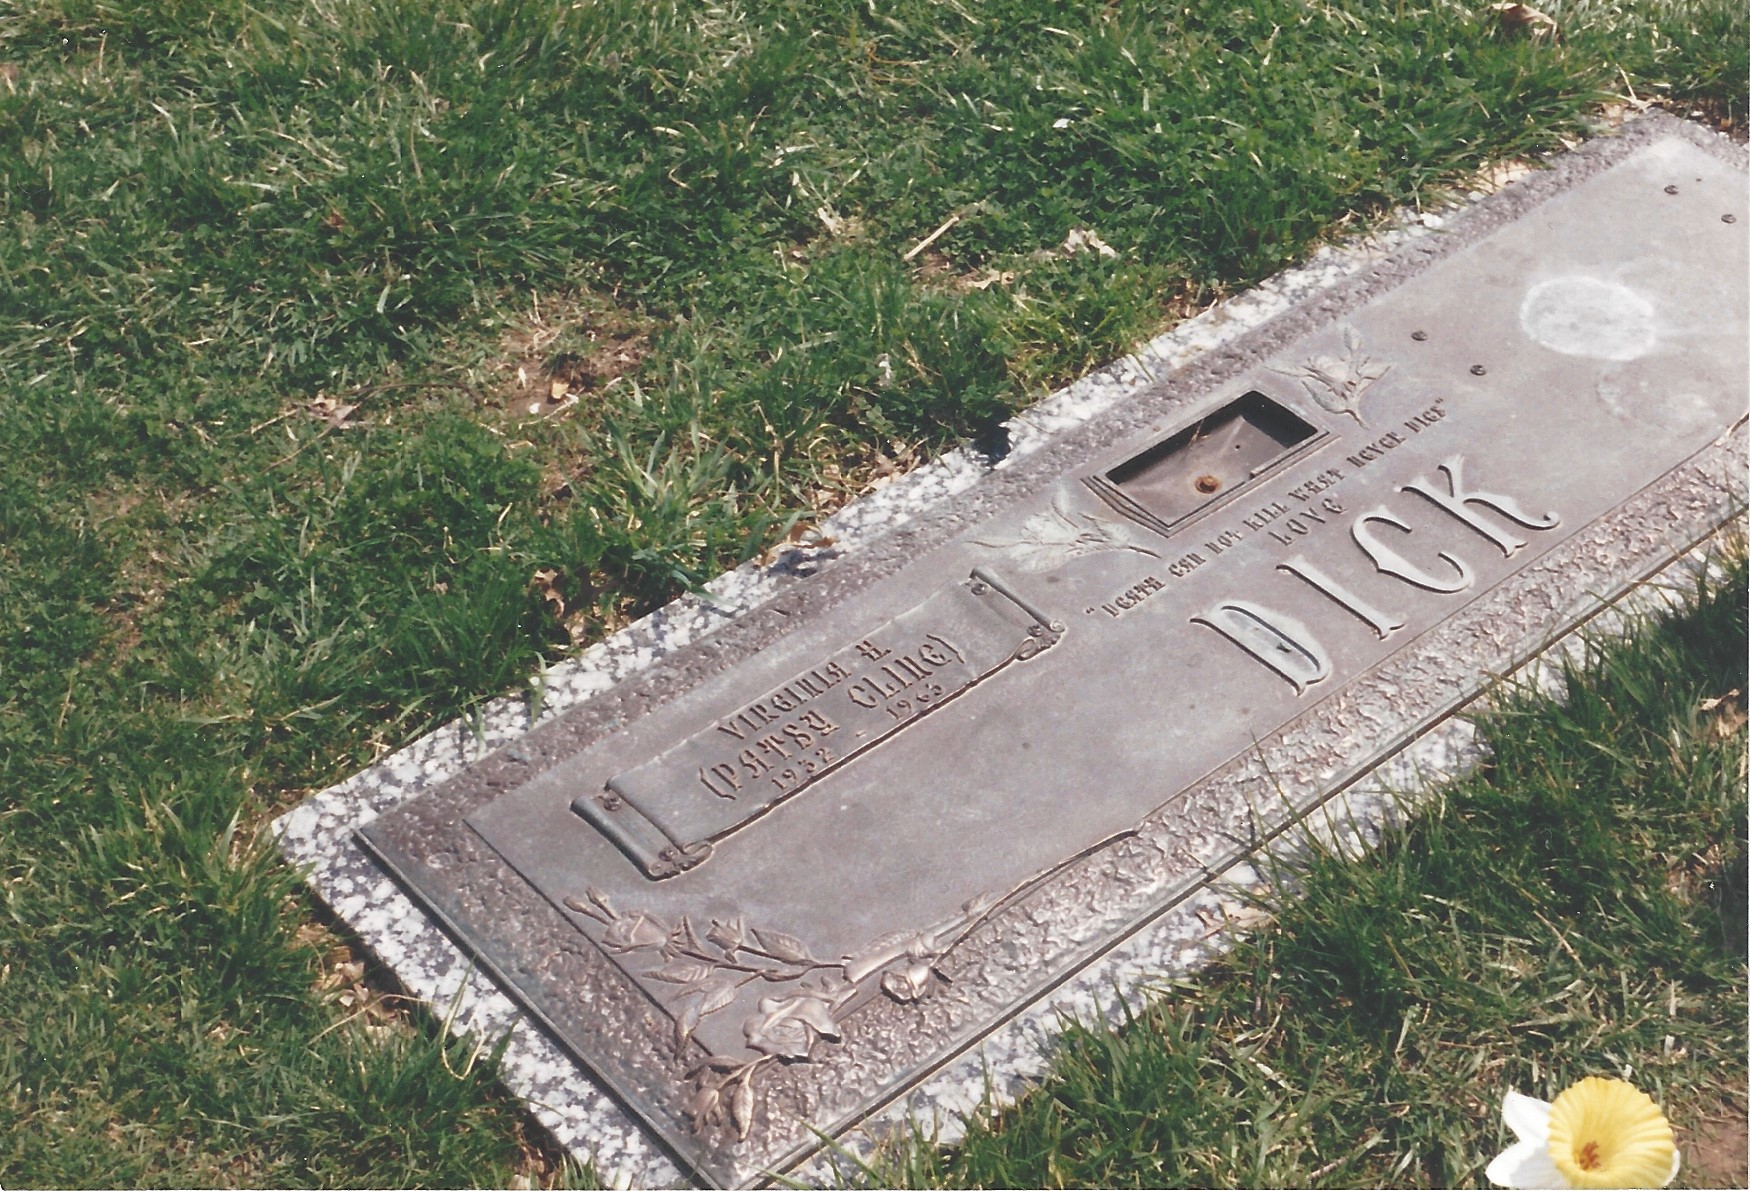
[1679,1100,1748,1189]
[477,289,652,422]
[81,484,205,664]
[472,289,658,534]
[1599,98,1744,144]
[1680,98,1746,143]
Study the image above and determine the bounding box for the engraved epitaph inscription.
[349,125,1748,1187]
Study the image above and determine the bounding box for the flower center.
[1543,1077,1678,1189]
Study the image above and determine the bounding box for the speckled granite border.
[274,113,1746,1187]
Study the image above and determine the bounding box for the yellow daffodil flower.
[1486,1077,1680,1189]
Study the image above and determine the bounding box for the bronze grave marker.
[351,120,1746,1185]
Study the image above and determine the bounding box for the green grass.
[0,0,1744,1185]
[865,551,1747,1188]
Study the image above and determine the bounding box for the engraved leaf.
[674,997,704,1053]
[695,979,742,1017]
[688,1055,748,1075]
[601,911,668,953]
[1301,370,1360,422]
[1283,325,1391,427]
[646,959,717,984]
[974,501,1158,574]
[586,887,618,918]
[753,928,814,965]
[730,1074,757,1140]
[687,1083,721,1131]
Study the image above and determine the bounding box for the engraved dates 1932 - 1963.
[572,567,1065,878]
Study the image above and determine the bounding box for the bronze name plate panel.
[356,120,1747,1186]
[577,569,1060,878]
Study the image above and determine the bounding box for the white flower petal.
[1486,1138,1569,1188]
[1502,1089,1553,1144]
[1665,1145,1681,1186]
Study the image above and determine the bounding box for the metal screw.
[1411,330,1429,341]
[1664,184,1680,195]
[1194,474,1222,494]
[1725,214,1738,224]
[1470,364,1487,376]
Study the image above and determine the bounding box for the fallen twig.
[902,213,959,262]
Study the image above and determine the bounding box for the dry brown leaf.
[305,395,357,428]
[563,609,593,645]
[756,521,837,566]
[531,568,565,618]
[1475,158,1534,194]
[1061,228,1119,259]
[1491,2,1559,39]
[317,959,366,993]
[966,268,1018,290]
[1699,689,1746,739]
